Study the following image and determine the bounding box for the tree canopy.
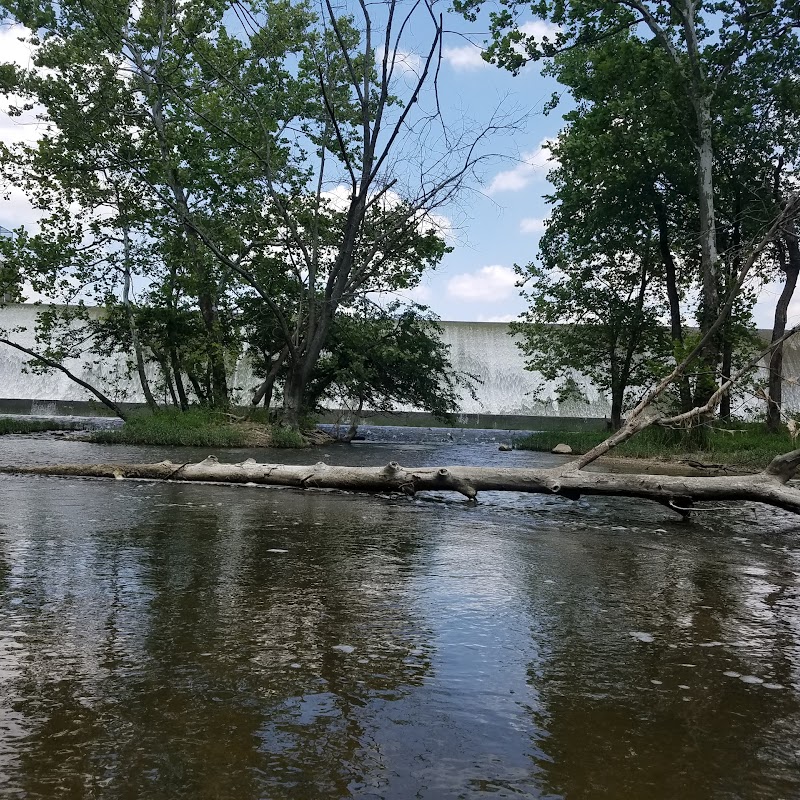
[0,0,496,425]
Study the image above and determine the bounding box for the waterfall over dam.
[1,303,799,421]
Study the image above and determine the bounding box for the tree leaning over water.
[0,0,501,424]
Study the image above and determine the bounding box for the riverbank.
[515,425,795,470]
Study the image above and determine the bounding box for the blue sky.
[390,18,568,323]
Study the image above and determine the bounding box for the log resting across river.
[4,450,800,518]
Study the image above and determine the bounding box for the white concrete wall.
[1,303,797,418]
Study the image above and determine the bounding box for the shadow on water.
[0,437,799,798]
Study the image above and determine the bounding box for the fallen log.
[3,451,800,518]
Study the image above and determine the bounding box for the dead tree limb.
[0,337,129,420]
[3,454,800,517]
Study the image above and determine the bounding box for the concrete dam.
[1,303,798,423]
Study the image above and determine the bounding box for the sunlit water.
[1,434,799,798]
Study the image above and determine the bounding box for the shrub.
[515,422,795,469]
[0,418,72,435]
[269,425,306,449]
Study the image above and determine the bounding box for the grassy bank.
[0,417,73,436]
[516,424,796,470]
[91,409,307,448]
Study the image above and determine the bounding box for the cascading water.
[431,321,609,417]
[1,303,796,419]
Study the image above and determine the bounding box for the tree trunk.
[767,229,800,431]
[187,371,207,405]
[155,353,180,408]
[610,390,623,431]
[5,452,800,517]
[653,191,692,411]
[248,346,289,416]
[719,335,733,422]
[121,240,158,413]
[198,289,229,410]
[169,346,190,411]
[692,103,722,408]
[282,371,306,429]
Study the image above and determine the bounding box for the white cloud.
[0,26,45,232]
[442,45,488,72]
[376,46,423,79]
[0,25,47,149]
[447,265,517,303]
[488,140,554,194]
[0,186,37,231]
[320,185,352,211]
[405,284,432,304]
[442,25,558,73]
[518,20,561,40]
[520,217,546,235]
[417,209,453,241]
[477,313,520,322]
[0,24,37,71]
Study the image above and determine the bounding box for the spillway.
[1,303,798,420]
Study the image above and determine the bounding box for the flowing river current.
[0,433,799,799]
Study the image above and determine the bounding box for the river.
[0,433,799,799]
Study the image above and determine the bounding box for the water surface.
[0,436,799,798]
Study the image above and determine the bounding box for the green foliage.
[92,409,248,447]
[513,178,674,426]
[269,425,306,449]
[0,0,468,424]
[303,302,474,422]
[460,0,800,417]
[516,423,796,469]
[0,417,72,435]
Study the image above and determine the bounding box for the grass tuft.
[92,409,249,447]
[515,423,797,470]
[90,408,311,448]
[0,417,73,436]
[269,425,307,449]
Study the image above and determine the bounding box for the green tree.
[1,0,497,425]
[515,221,671,429]
[305,302,475,439]
[457,0,800,406]
[538,35,698,413]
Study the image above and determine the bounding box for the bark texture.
[767,225,800,432]
[4,453,800,518]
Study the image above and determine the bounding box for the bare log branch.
[3,455,800,517]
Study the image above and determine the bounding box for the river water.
[0,434,799,799]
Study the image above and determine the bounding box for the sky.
[0,11,792,329]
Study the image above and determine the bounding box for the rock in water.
[551,443,573,455]
[498,444,512,452]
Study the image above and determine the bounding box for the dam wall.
[1,303,797,420]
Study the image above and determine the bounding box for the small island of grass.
[90,409,312,449]
[0,417,74,436]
